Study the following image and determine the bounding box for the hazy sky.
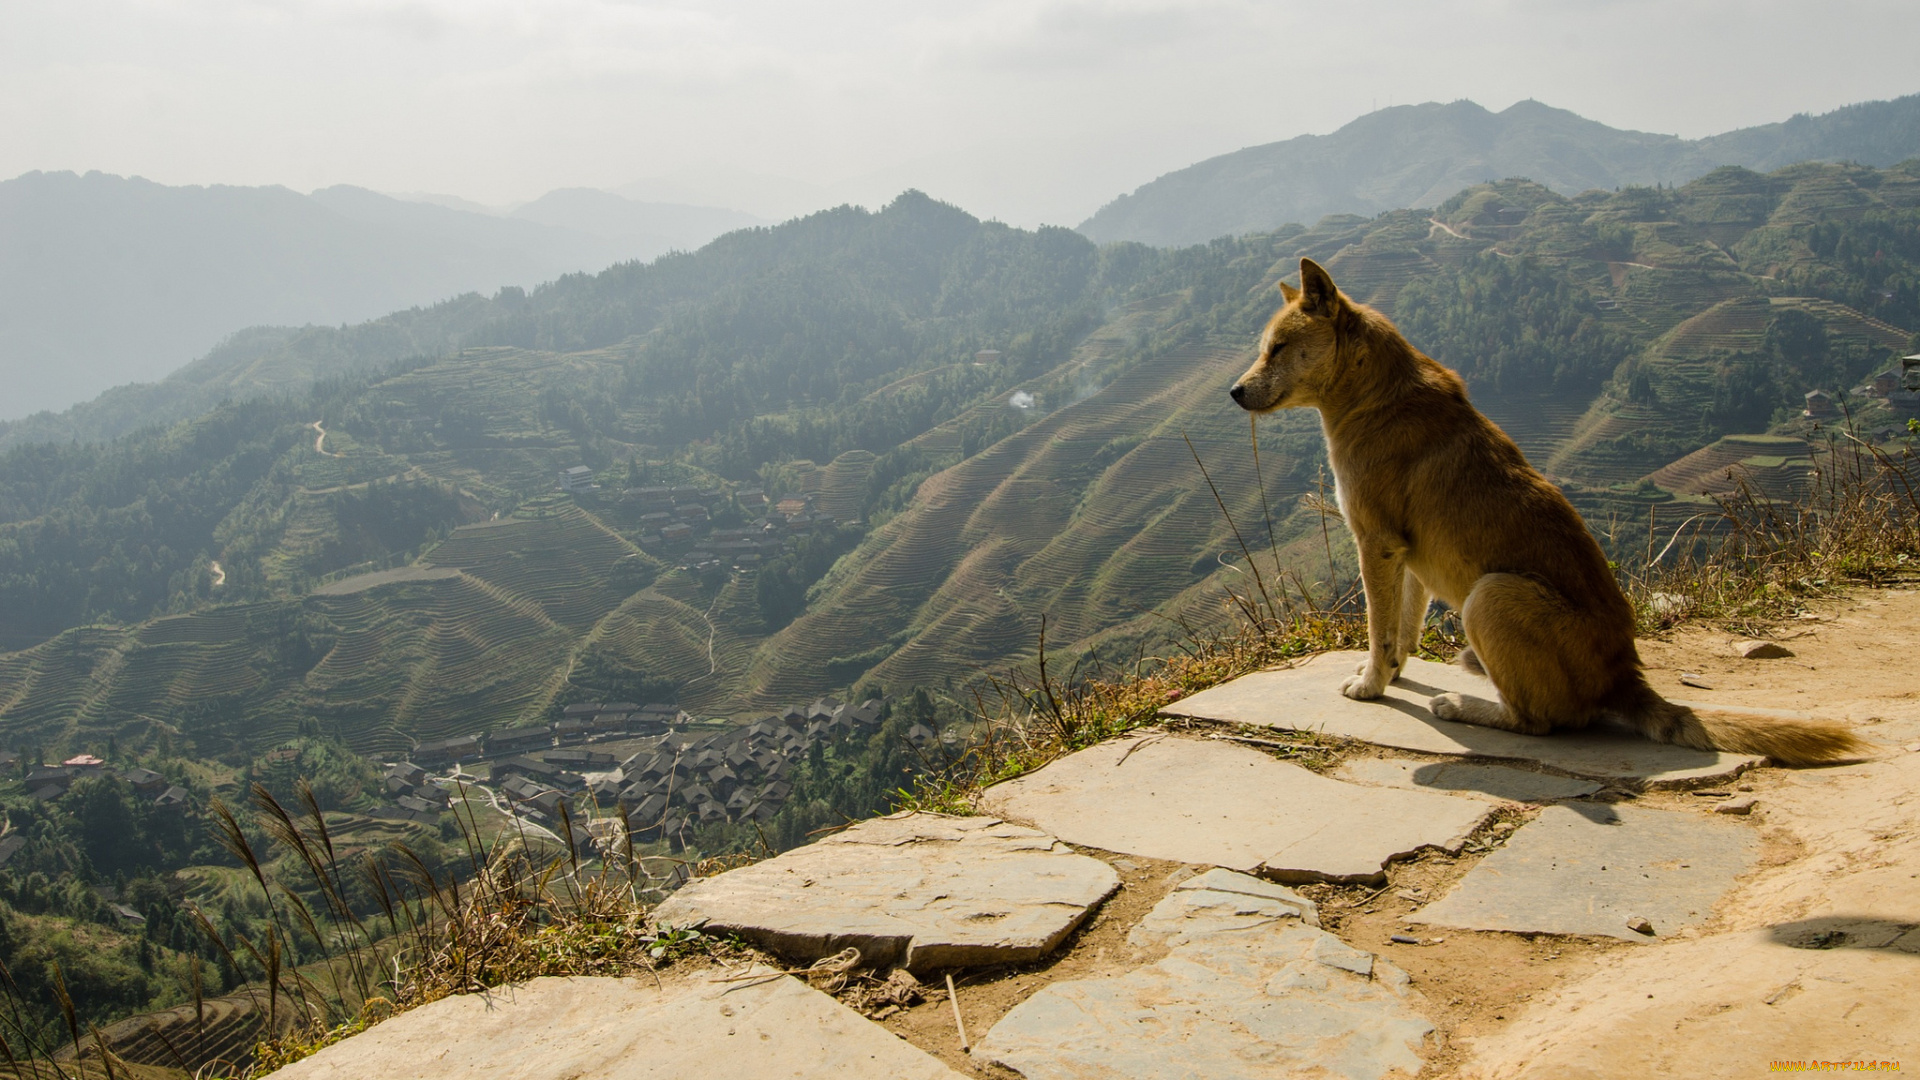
[5,0,1918,227]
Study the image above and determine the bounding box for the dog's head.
[1230,258,1349,412]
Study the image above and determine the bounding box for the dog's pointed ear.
[1299,258,1341,317]
[1278,280,1300,304]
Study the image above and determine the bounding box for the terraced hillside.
[1645,435,1815,500]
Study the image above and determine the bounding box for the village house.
[24,765,71,794]
[543,748,617,771]
[558,465,596,491]
[385,762,428,788]
[486,727,552,756]
[414,735,484,766]
[627,793,670,823]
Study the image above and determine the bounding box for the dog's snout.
[1229,383,1247,404]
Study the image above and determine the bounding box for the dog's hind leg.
[1430,573,1598,736]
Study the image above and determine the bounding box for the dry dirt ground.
[859,586,1920,1078]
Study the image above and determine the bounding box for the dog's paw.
[1341,669,1388,700]
[1430,692,1466,721]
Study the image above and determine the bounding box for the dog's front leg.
[1341,544,1404,700]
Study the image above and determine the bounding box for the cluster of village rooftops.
[4,750,190,812]
[375,696,923,850]
[0,751,191,871]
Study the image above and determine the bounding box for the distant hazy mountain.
[616,172,835,223]
[509,188,764,257]
[0,173,761,420]
[1080,94,1920,247]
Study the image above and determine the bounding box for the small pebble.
[1627,916,1655,936]
[1736,640,1793,660]
[1715,796,1757,815]
[1679,673,1715,690]
[1395,889,1422,901]
[1691,790,1731,797]
[1737,783,1754,792]
[1390,934,1421,945]
[1492,821,1517,833]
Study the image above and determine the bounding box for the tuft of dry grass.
[1624,433,1920,635]
[25,784,760,1080]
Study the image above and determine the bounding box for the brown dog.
[1229,258,1861,765]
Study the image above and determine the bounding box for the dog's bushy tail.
[1617,681,1866,766]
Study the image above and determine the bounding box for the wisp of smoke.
[1008,391,1035,409]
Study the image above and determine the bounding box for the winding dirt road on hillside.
[308,420,340,457]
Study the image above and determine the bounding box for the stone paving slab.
[976,870,1433,1080]
[1334,757,1602,803]
[1164,651,1763,787]
[650,813,1117,972]
[273,969,966,1080]
[981,735,1491,884]
[1411,803,1759,942]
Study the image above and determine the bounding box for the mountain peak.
[1079,94,1920,248]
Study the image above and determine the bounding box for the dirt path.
[1428,217,1514,258]
[441,776,568,849]
[308,420,340,457]
[1456,587,1920,1077]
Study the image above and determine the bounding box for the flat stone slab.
[650,813,1117,972]
[1334,757,1602,803]
[274,970,965,1079]
[976,870,1433,1080]
[1411,803,1758,942]
[981,735,1491,884]
[1165,651,1763,788]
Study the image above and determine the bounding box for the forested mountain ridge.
[1079,93,1920,248]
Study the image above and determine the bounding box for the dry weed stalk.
[1627,430,1920,633]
